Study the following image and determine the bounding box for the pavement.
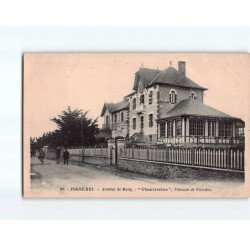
[30,157,162,191]
[30,157,244,197]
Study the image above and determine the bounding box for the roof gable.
[101,103,115,117]
[112,100,129,113]
[133,67,160,90]
[101,100,129,117]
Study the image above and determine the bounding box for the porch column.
[165,121,168,138]
[205,119,208,137]
[232,120,236,137]
[182,118,185,143]
[186,117,189,143]
[157,123,160,140]
[215,120,219,137]
[173,120,176,137]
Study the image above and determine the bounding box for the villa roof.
[133,66,207,91]
[112,100,129,113]
[147,67,207,90]
[159,98,242,121]
[101,100,129,116]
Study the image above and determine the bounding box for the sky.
[24,53,249,138]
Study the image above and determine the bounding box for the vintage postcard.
[23,53,249,198]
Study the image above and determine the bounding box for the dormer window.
[190,92,196,99]
[138,81,144,93]
[169,89,177,104]
[140,94,144,105]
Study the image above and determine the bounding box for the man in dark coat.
[56,147,61,164]
[63,149,70,165]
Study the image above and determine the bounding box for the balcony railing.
[160,136,245,146]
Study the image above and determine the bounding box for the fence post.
[166,147,169,163]
[191,147,195,166]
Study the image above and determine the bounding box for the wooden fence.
[122,146,244,171]
[68,147,108,157]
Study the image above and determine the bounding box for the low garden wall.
[70,154,110,167]
[117,157,244,181]
[45,147,110,167]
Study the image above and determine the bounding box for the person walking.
[56,147,61,164]
[63,148,70,165]
[38,148,46,164]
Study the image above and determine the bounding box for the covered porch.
[157,99,245,148]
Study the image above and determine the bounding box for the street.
[30,157,244,197]
[31,157,161,189]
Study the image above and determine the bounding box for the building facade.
[100,61,245,147]
[100,100,129,140]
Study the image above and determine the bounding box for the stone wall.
[118,158,244,181]
[68,154,110,167]
[82,155,110,167]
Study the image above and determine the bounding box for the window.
[140,94,144,105]
[148,91,153,104]
[189,120,196,136]
[197,120,204,136]
[160,123,166,138]
[121,112,124,122]
[114,114,117,123]
[169,90,177,104]
[190,92,196,99]
[219,121,232,137]
[132,98,136,110]
[189,119,204,136]
[105,116,109,125]
[149,135,153,142]
[208,121,215,137]
[176,120,182,136]
[167,121,173,137]
[148,114,153,128]
[225,123,232,137]
[132,118,136,130]
[236,127,244,137]
[140,116,144,130]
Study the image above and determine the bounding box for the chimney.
[178,61,186,77]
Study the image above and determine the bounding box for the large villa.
[99,61,245,149]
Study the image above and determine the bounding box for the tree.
[50,106,99,148]
[34,107,99,149]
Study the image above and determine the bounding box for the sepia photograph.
[23,52,249,198]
